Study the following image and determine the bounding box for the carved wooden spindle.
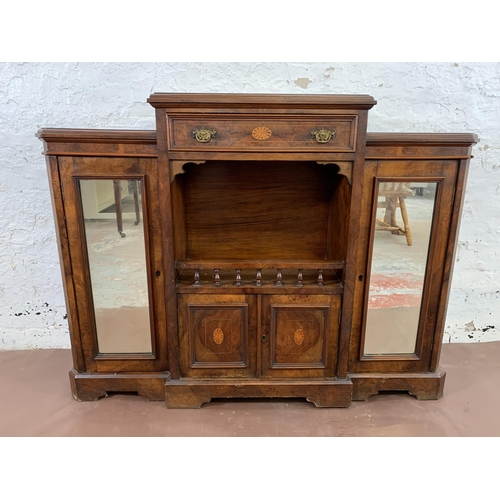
[297,269,303,287]
[214,269,221,287]
[236,269,242,286]
[317,269,324,286]
[276,268,283,286]
[256,269,262,287]
[194,269,200,286]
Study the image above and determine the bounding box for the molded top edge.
[37,128,157,143]
[147,92,377,109]
[37,129,478,146]
[366,132,479,145]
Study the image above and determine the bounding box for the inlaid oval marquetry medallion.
[293,329,305,346]
[252,126,272,141]
[213,327,224,345]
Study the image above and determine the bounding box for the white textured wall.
[1,62,499,349]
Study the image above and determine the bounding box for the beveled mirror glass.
[363,181,437,356]
[79,179,152,354]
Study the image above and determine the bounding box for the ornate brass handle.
[191,128,217,143]
[310,128,336,143]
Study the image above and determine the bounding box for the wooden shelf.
[175,259,345,270]
[176,281,343,295]
[176,268,342,293]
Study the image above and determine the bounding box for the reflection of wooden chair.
[376,182,414,246]
[113,180,141,238]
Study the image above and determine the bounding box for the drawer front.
[178,294,257,378]
[168,115,357,152]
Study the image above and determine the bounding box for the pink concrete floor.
[0,342,499,436]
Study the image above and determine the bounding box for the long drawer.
[167,115,357,152]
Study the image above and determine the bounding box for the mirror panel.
[79,179,152,354]
[363,181,437,356]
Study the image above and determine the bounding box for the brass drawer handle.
[310,128,336,143]
[191,128,217,143]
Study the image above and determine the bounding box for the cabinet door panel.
[363,180,438,356]
[79,178,152,355]
[178,294,257,378]
[349,160,458,373]
[262,295,340,378]
[59,157,167,372]
[189,304,248,366]
[270,305,328,368]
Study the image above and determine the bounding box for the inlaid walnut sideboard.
[38,93,478,408]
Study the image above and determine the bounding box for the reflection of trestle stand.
[376,182,414,246]
[112,180,140,238]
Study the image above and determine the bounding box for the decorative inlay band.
[252,126,272,141]
[213,327,224,345]
[293,329,305,346]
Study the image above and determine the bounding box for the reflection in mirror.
[79,179,152,354]
[363,181,437,355]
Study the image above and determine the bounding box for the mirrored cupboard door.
[58,156,168,373]
[349,159,459,373]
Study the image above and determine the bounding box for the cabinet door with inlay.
[261,295,340,378]
[178,294,257,378]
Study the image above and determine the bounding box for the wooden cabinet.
[38,94,477,408]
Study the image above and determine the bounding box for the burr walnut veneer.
[38,93,477,408]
